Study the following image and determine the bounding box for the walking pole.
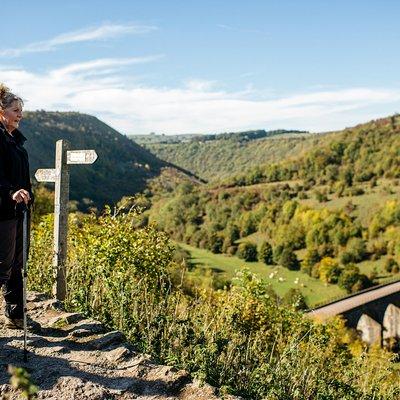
[22,203,29,363]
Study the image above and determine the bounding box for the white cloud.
[0,23,157,57]
[184,79,217,91]
[51,56,163,78]
[2,59,400,134]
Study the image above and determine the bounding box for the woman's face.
[1,100,23,133]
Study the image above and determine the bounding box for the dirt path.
[0,293,240,400]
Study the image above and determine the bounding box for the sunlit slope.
[141,131,314,181]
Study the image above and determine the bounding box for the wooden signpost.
[35,139,98,301]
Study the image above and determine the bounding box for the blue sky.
[1,0,400,134]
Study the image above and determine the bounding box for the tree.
[343,237,367,263]
[258,241,273,265]
[209,233,224,254]
[226,223,240,243]
[272,244,284,265]
[301,248,321,275]
[318,257,341,284]
[237,242,258,262]
[279,248,300,270]
[282,288,308,311]
[338,264,373,293]
[338,264,360,292]
[384,257,397,273]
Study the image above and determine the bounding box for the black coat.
[0,121,33,220]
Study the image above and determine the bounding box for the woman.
[0,83,38,330]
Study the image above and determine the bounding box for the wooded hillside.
[21,111,169,209]
[144,115,400,306]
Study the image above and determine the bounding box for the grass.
[299,181,400,225]
[179,242,345,307]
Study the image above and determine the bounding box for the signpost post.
[35,139,98,301]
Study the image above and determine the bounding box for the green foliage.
[217,115,400,189]
[31,185,54,224]
[318,257,342,284]
[8,366,38,399]
[282,288,308,311]
[28,210,400,399]
[338,264,373,294]
[143,131,312,181]
[384,257,397,273]
[209,233,224,254]
[301,248,321,275]
[237,242,258,262]
[345,238,367,262]
[258,241,273,265]
[279,248,300,271]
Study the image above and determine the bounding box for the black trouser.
[0,216,29,319]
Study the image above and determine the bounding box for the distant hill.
[137,129,313,181]
[221,114,400,188]
[20,111,184,209]
[130,129,308,145]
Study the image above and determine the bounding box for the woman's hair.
[0,83,23,110]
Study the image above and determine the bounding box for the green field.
[179,243,346,307]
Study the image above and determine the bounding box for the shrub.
[385,257,397,273]
[226,245,238,256]
[279,248,300,270]
[27,209,400,399]
[237,242,258,262]
[258,241,273,265]
[341,238,367,264]
[338,264,373,293]
[209,233,224,254]
[318,257,342,284]
[272,244,284,265]
[301,248,321,275]
[282,288,308,311]
[314,190,328,203]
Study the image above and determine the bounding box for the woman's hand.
[12,189,31,204]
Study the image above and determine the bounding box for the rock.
[29,298,63,312]
[49,345,69,354]
[73,319,105,333]
[90,331,126,350]
[27,336,47,346]
[49,312,83,327]
[68,328,93,338]
[143,365,191,394]
[27,292,48,302]
[68,320,105,338]
[41,299,64,311]
[7,339,24,349]
[37,377,112,400]
[105,345,131,362]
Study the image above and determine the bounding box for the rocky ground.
[0,292,241,400]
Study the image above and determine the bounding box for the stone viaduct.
[307,280,400,347]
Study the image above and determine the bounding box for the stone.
[357,314,382,346]
[90,331,126,350]
[49,312,84,327]
[27,292,48,302]
[73,319,105,333]
[68,328,94,338]
[105,345,131,362]
[28,298,63,312]
[37,377,111,400]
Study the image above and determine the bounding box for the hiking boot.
[3,316,41,332]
